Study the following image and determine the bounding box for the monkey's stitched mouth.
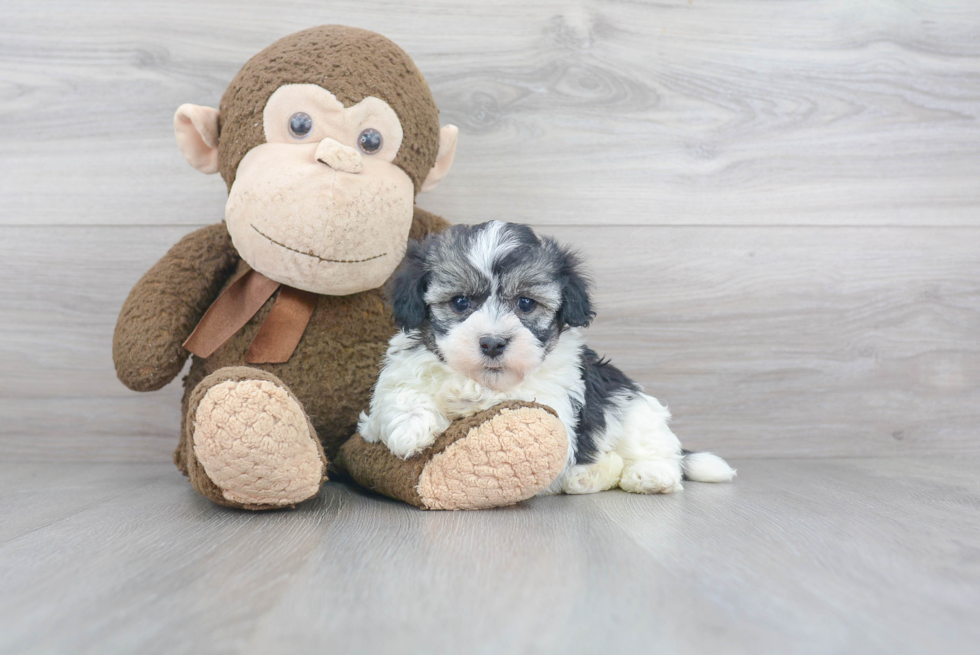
[251,225,386,264]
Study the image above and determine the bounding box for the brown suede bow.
[182,269,318,364]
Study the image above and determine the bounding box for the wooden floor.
[2,457,978,654]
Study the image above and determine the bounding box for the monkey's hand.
[113,223,239,392]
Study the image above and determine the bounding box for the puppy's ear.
[556,246,596,329]
[388,240,429,329]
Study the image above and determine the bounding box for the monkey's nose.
[315,138,363,174]
[479,335,509,359]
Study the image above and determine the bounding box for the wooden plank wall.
[1,0,978,462]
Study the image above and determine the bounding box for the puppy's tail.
[681,450,736,483]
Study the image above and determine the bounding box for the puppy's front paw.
[384,409,449,460]
[620,459,683,494]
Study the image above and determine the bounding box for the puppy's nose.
[479,335,509,358]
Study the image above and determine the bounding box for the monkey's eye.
[288,112,313,139]
[517,297,536,313]
[358,128,383,154]
[451,296,470,313]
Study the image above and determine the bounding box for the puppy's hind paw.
[619,460,683,494]
[561,452,624,495]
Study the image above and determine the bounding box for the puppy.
[358,221,735,495]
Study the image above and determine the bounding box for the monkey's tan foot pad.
[192,379,326,508]
[418,406,568,510]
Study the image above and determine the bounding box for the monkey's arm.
[113,223,239,392]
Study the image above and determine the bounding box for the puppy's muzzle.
[479,335,509,359]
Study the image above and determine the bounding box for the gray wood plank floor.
[1,458,977,655]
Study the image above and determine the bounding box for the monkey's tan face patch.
[225,84,414,295]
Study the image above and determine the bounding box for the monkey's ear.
[174,104,220,174]
[420,125,459,193]
[388,241,429,329]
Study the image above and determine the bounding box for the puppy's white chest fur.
[358,329,585,461]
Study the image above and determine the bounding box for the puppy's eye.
[451,296,470,312]
[358,128,383,154]
[517,297,536,312]
[288,112,313,139]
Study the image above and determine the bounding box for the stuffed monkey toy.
[113,26,568,510]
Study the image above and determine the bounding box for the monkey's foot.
[337,401,568,510]
[183,368,327,510]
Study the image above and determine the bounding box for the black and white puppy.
[358,221,735,495]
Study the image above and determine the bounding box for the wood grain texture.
[2,6,976,653]
[2,224,977,461]
[0,463,168,544]
[1,458,978,654]
[1,0,978,226]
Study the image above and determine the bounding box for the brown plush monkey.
[113,26,568,510]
